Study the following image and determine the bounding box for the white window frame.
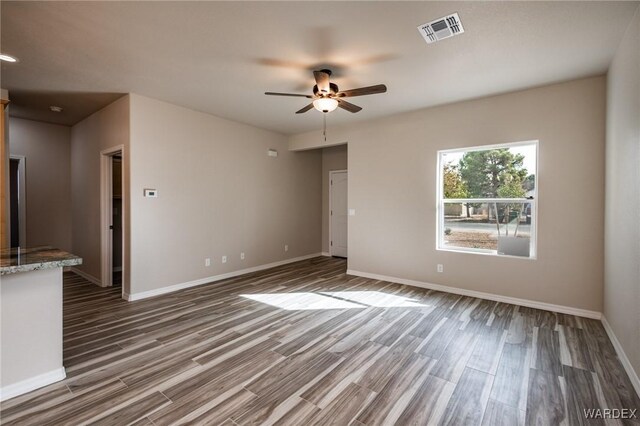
[436,140,539,259]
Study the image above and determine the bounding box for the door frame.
[9,155,26,248]
[329,169,348,257]
[100,145,125,292]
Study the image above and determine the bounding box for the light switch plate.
[144,188,158,198]
[348,209,356,216]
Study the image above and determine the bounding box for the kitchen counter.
[1,247,82,401]
[0,246,82,275]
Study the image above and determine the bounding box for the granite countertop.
[0,246,82,275]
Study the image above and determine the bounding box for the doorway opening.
[9,155,26,248]
[329,170,348,258]
[111,155,123,286]
[100,146,124,293]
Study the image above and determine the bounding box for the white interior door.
[330,171,348,258]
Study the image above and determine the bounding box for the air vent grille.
[418,13,464,44]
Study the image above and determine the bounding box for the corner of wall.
[603,4,640,387]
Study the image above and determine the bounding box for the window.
[437,141,537,258]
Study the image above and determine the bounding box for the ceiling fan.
[265,69,387,114]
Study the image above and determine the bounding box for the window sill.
[436,247,537,260]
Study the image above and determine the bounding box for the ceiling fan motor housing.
[313,82,339,96]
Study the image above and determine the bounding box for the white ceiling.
[1,1,638,133]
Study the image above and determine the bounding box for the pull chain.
[323,113,327,142]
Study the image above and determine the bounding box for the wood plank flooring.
[1,257,638,425]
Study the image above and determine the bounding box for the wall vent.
[417,13,464,44]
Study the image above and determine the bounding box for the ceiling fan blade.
[313,70,331,94]
[337,99,362,113]
[295,103,315,114]
[265,92,313,98]
[337,84,387,98]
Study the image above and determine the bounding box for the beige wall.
[71,95,130,288]
[290,76,606,312]
[321,144,348,254]
[128,94,321,295]
[605,8,640,379]
[9,118,72,251]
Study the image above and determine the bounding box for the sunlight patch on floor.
[240,292,365,310]
[321,291,426,308]
[241,291,426,310]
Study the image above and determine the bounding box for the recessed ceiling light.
[49,106,63,113]
[0,54,18,63]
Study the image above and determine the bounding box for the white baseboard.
[125,253,323,301]
[346,269,602,320]
[601,316,640,398]
[69,267,102,287]
[0,367,66,402]
[321,252,331,257]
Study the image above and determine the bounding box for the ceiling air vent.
[417,13,464,44]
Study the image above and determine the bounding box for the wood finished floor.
[1,257,639,425]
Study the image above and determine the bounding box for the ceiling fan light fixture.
[313,97,338,113]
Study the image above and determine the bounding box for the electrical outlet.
[284,245,289,252]
[205,258,211,267]
[240,252,245,260]
[222,256,227,264]
[437,264,444,273]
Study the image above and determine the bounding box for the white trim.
[601,316,640,398]
[437,247,538,261]
[125,253,323,301]
[69,267,102,287]
[346,269,602,320]
[0,367,66,402]
[329,169,348,257]
[9,155,27,248]
[438,139,539,155]
[321,252,331,257]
